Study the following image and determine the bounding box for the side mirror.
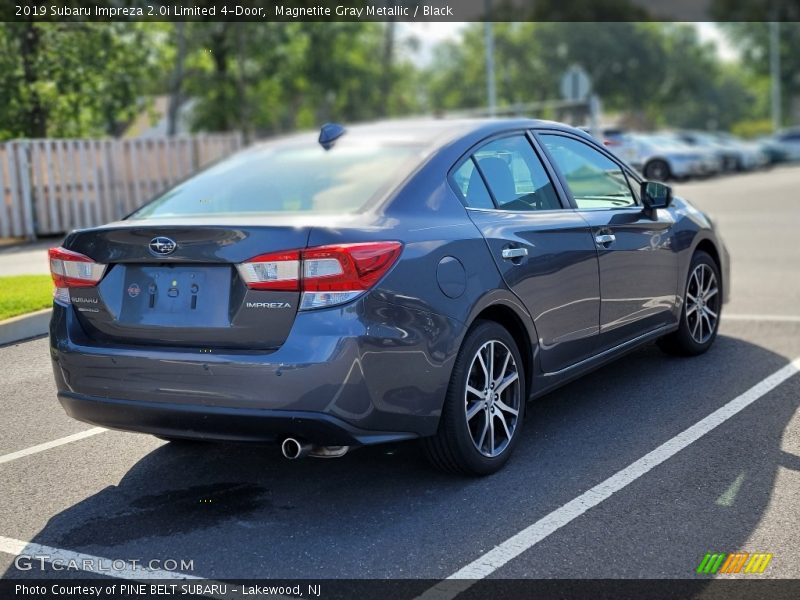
[641,180,672,210]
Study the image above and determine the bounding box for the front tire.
[658,250,721,356]
[423,321,526,476]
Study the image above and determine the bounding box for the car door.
[537,131,679,351]
[451,132,600,374]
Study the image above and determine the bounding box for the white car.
[672,131,734,173]
[708,132,769,171]
[598,128,641,165]
[627,134,706,181]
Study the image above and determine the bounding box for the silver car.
[772,129,800,161]
[708,132,769,171]
[627,134,706,181]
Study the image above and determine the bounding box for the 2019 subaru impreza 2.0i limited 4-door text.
[49,119,730,475]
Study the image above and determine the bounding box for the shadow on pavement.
[3,334,798,583]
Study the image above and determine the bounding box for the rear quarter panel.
[307,140,536,413]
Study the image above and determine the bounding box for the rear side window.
[131,141,424,218]
[540,134,637,209]
[452,158,494,209]
[473,135,561,212]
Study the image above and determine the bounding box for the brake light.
[300,242,403,309]
[48,247,106,304]
[237,242,403,310]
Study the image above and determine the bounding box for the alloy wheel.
[464,340,521,458]
[685,263,720,344]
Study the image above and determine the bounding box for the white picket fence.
[0,133,244,240]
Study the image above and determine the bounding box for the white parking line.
[724,314,800,323]
[0,535,198,579]
[0,428,106,466]
[417,356,800,600]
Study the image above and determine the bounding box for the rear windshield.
[130,140,424,218]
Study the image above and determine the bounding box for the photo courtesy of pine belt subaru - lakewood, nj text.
[48,119,730,475]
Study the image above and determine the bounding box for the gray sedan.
[48,119,729,475]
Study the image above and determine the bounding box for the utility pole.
[484,0,496,117]
[770,21,781,132]
[167,21,186,137]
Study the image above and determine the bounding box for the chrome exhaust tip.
[281,437,311,460]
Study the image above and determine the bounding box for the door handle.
[595,234,616,246]
[501,247,528,260]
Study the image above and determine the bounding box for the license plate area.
[118,265,231,327]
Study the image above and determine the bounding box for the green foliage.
[655,27,758,130]
[731,118,774,138]
[719,22,800,128]
[0,21,791,141]
[181,22,420,137]
[0,21,422,141]
[0,22,164,139]
[0,275,53,321]
[425,22,759,131]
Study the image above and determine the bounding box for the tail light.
[236,250,301,291]
[237,241,403,310]
[48,247,106,304]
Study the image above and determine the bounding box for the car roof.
[333,117,581,139]
[252,118,588,151]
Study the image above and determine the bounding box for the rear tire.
[658,250,721,356]
[423,321,526,476]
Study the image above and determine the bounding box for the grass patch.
[0,275,53,321]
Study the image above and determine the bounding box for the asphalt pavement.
[0,166,799,590]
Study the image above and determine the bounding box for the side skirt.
[529,324,678,401]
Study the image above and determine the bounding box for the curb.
[0,308,51,346]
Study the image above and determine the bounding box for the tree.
[182,22,419,136]
[166,22,187,137]
[719,22,800,127]
[423,22,756,130]
[0,22,164,140]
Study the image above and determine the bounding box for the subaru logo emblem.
[149,237,176,256]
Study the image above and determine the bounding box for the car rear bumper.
[58,391,413,445]
[50,297,463,444]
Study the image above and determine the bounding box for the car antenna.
[319,123,346,151]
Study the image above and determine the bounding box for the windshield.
[131,140,424,219]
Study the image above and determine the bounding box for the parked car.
[707,132,769,171]
[598,127,641,165]
[660,131,723,176]
[756,136,791,164]
[627,133,707,181]
[671,130,734,173]
[764,129,800,162]
[49,119,729,475]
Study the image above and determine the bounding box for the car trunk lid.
[62,223,311,350]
